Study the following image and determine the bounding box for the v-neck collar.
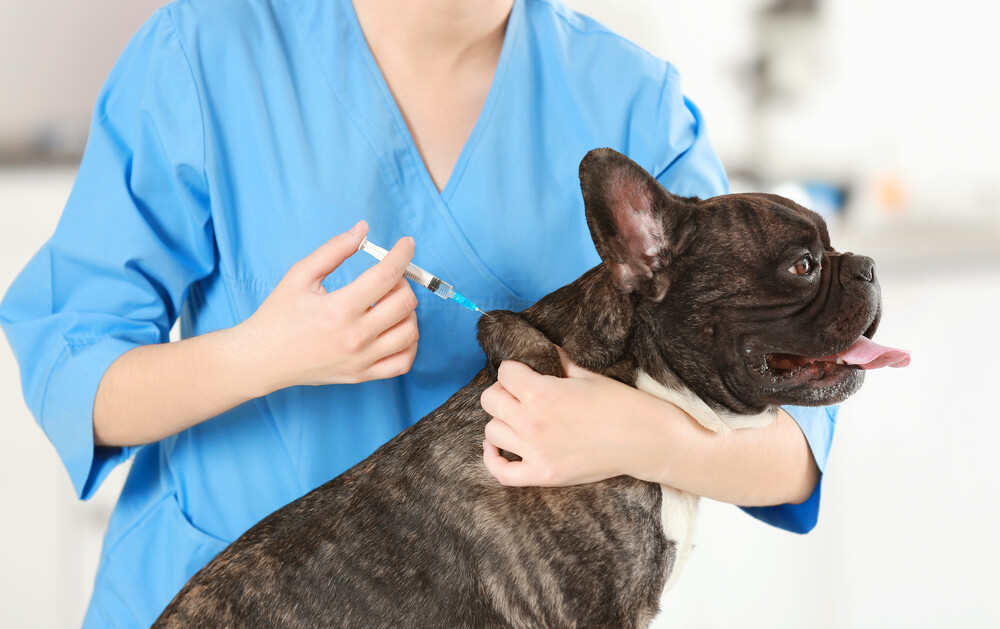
[290,0,528,302]
[341,0,522,203]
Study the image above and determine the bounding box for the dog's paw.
[477,310,564,378]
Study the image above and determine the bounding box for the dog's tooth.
[836,358,845,365]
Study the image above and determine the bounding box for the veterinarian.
[0,0,837,626]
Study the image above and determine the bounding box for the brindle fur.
[155,148,881,628]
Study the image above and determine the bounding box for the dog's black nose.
[841,254,875,283]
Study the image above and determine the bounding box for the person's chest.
[187,2,602,313]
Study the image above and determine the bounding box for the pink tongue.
[833,336,911,369]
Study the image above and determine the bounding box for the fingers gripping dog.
[154,149,908,628]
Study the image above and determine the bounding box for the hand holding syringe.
[358,238,490,317]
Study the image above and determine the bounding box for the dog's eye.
[788,256,817,276]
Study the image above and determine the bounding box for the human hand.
[237,220,420,395]
[481,348,660,486]
[481,350,822,505]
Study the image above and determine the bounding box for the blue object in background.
[805,181,847,217]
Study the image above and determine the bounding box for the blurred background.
[1,0,998,627]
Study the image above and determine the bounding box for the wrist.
[221,322,285,399]
[619,391,693,487]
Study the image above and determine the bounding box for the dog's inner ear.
[580,148,689,302]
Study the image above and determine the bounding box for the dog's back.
[155,375,670,628]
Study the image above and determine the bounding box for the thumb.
[292,220,368,290]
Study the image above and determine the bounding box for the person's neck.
[352,0,513,74]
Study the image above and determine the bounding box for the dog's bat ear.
[579,148,695,303]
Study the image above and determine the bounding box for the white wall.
[0,0,165,152]
[568,0,1000,221]
[0,169,129,628]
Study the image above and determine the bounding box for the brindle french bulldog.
[154,148,908,628]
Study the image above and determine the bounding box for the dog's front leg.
[476,310,564,380]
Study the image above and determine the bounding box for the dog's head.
[580,148,908,415]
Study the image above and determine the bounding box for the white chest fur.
[633,370,777,594]
[657,486,699,594]
[633,371,777,434]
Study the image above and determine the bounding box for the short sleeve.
[651,64,729,200]
[740,405,839,534]
[0,8,215,500]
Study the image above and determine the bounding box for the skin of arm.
[481,351,820,507]
[93,221,421,447]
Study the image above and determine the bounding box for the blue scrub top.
[0,0,836,626]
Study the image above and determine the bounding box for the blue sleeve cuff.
[740,479,823,535]
[740,405,839,534]
[41,336,140,500]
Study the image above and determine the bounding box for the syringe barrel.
[359,238,455,301]
[429,278,455,300]
[403,265,456,301]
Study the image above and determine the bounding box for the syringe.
[357,238,489,316]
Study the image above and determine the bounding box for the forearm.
[93,325,272,447]
[629,401,820,506]
[481,357,822,504]
[93,226,420,448]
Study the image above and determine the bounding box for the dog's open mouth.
[753,336,910,384]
